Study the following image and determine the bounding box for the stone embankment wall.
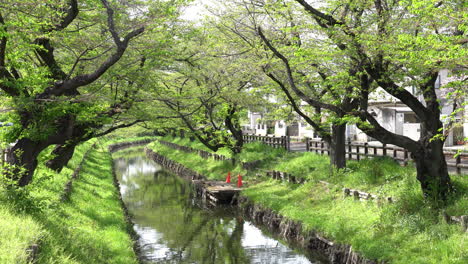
[145,148,206,181]
[108,139,154,152]
[238,196,383,264]
[109,139,157,264]
[111,160,144,264]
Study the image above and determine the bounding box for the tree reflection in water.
[114,153,318,264]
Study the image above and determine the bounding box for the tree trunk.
[6,138,46,187]
[224,107,244,154]
[413,139,452,201]
[329,123,347,169]
[231,136,244,154]
[45,143,77,172]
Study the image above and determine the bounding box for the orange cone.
[226,172,231,183]
[237,174,243,187]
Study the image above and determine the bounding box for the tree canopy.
[0,0,466,201]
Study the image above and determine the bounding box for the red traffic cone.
[237,174,243,187]
[226,172,231,183]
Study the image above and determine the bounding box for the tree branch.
[94,119,143,137]
[0,13,21,96]
[357,110,420,152]
[362,63,430,121]
[48,0,79,32]
[33,38,67,80]
[37,0,145,98]
[265,70,331,142]
[0,12,6,68]
[258,27,343,114]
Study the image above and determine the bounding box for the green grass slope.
[0,138,145,264]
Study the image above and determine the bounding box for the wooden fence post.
[356,145,360,161]
[403,149,409,166]
[305,138,310,152]
[348,140,352,159]
[320,141,324,155]
[364,142,368,158]
[383,143,387,157]
[287,136,291,151]
[456,155,461,175]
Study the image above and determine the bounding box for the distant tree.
[149,26,260,154]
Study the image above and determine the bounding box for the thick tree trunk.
[357,111,453,200]
[224,107,244,154]
[231,136,244,154]
[413,140,452,201]
[45,143,77,172]
[194,134,221,152]
[6,138,46,187]
[329,123,347,169]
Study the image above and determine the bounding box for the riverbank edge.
[108,138,155,152]
[108,139,156,264]
[144,147,383,264]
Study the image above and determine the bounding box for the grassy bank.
[148,137,467,264]
[0,138,149,263]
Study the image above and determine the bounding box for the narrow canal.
[113,148,325,264]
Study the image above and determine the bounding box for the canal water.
[113,149,325,264]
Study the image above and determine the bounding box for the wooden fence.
[243,135,291,150]
[265,170,306,184]
[305,139,468,175]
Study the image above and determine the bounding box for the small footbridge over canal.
[193,180,242,206]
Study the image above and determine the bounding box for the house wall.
[298,122,316,138]
[355,127,369,142]
[465,104,468,139]
[382,108,396,133]
[274,121,318,138]
[248,112,262,129]
[464,123,468,139]
[403,123,421,141]
[395,112,404,135]
[274,121,287,137]
[255,123,267,136]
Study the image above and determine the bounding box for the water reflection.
[114,152,321,264]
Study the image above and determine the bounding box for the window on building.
[278,122,284,128]
[404,113,420,123]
